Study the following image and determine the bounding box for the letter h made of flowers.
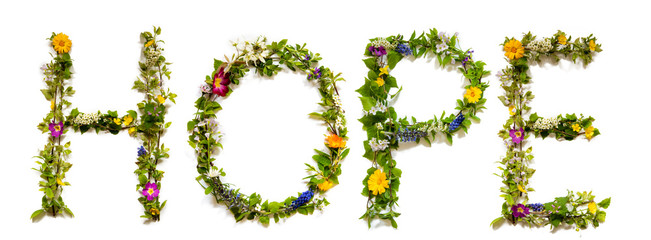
[493,31,610,230]
[32,27,175,222]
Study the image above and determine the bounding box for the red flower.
[212,67,231,97]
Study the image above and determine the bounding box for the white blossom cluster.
[427,120,447,133]
[371,37,396,50]
[527,38,553,53]
[369,137,390,152]
[533,117,560,130]
[364,102,387,115]
[144,47,162,67]
[73,112,100,125]
[234,36,271,64]
[334,115,345,131]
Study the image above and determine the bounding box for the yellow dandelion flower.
[128,127,136,135]
[588,202,597,214]
[589,40,596,51]
[318,180,333,191]
[113,118,122,125]
[157,95,166,104]
[379,66,389,76]
[504,39,525,60]
[572,123,581,132]
[558,34,567,45]
[517,184,527,194]
[509,105,516,116]
[375,77,385,87]
[585,126,595,140]
[145,40,155,48]
[464,86,482,104]
[368,169,390,196]
[52,33,72,54]
[123,115,133,126]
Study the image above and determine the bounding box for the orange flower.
[326,133,346,148]
[504,39,525,60]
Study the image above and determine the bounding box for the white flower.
[371,37,396,50]
[364,101,387,116]
[527,38,553,53]
[73,112,100,125]
[436,43,448,53]
[369,138,390,152]
[427,121,446,133]
[533,117,560,130]
[375,122,383,130]
[207,167,219,178]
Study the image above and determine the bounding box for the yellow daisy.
[504,39,525,60]
[368,169,389,195]
[157,95,166,104]
[572,123,581,132]
[589,40,596,51]
[113,118,122,125]
[318,180,333,191]
[558,34,567,45]
[464,86,482,103]
[52,33,72,54]
[123,115,133,126]
[375,77,385,87]
[585,126,595,140]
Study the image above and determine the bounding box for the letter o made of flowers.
[358,29,490,228]
[188,36,349,224]
[492,31,610,231]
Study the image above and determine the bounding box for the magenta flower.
[142,182,160,201]
[48,121,64,138]
[511,203,530,218]
[509,127,524,144]
[368,46,387,57]
[212,67,231,97]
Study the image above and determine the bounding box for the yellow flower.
[56,178,64,186]
[50,100,55,111]
[585,126,595,140]
[157,95,166,104]
[509,105,516,116]
[517,184,527,194]
[379,66,389,76]
[375,77,385,87]
[145,40,154,48]
[368,169,389,196]
[464,86,482,104]
[318,180,333,191]
[558,34,567,45]
[149,208,160,215]
[503,39,525,60]
[128,127,136,135]
[326,133,346,149]
[572,123,581,132]
[123,115,133,126]
[588,202,597,214]
[52,33,72,54]
[589,40,596,51]
[113,118,122,125]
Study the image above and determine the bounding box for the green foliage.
[359,28,490,228]
[189,36,348,224]
[495,31,608,230]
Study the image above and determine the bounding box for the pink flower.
[142,182,160,201]
[48,121,64,138]
[511,203,530,218]
[212,67,231,97]
[509,127,524,144]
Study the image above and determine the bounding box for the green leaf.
[597,197,611,209]
[387,51,402,69]
[389,217,398,228]
[45,188,54,198]
[490,217,504,226]
[205,185,213,195]
[360,97,375,111]
[30,209,45,220]
[363,58,376,70]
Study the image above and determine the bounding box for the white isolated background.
[0,0,648,239]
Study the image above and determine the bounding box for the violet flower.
[48,121,64,138]
[511,204,530,218]
[368,46,387,57]
[509,127,525,144]
[212,67,231,97]
[142,182,160,201]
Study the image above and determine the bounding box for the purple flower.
[368,46,387,57]
[142,182,160,201]
[308,67,322,80]
[304,54,311,61]
[462,50,474,67]
[511,204,530,218]
[48,121,64,138]
[509,127,524,144]
[212,67,231,97]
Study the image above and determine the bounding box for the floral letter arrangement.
[188,36,348,224]
[32,27,175,221]
[492,31,610,230]
[358,28,490,228]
